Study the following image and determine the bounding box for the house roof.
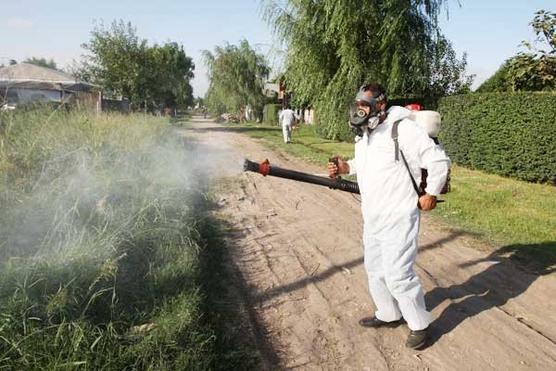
[0,63,96,91]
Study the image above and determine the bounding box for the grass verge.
[213,121,556,269]
[0,108,259,370]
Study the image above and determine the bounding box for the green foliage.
[438,92,556,184]
[478,10,556,93]
[429,35,474,96]
[523,9,556,55]
[508,10,555,91]
[23,57,57,70]
[263,103,280,125]
[203,40,269,119]
[506,53,556,91]
[0,109,253,369]
[476,59,513,92]
[79,20,194,110]
[263,0,473,140]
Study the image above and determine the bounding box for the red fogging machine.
[243,158,360,194]
[243,158,444,203]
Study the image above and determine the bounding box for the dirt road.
[182,117,556,370]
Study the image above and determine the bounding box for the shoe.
[406,327,428,349]
[358,315,404,328]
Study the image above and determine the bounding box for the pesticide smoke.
[0,112,239,264]
[0,111,252,368]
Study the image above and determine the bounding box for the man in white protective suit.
[279,106,296,143]
[327,83,450,349]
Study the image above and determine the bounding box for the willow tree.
[203,40,270,119]
[264,0,471,139]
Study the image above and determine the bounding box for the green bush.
[263,104,280,125]
[438,92,556,184]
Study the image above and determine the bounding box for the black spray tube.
[243,158,444,203]
[243,159,360,194]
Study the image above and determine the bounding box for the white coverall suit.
[279,109,296,143]
[347,106,450,331]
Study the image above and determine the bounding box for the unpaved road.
[182,117,556,370]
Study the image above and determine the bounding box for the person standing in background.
[279,106,296,144]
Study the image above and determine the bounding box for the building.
[0,63,99,110]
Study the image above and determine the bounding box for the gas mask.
[349,85,385,136]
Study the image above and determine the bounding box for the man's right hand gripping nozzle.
[328,155,350,179]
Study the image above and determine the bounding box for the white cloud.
[6,17,34,29]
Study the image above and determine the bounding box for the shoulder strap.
[391,119,422,197]
[400,149,423,197]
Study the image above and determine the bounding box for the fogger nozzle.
[243,158,360,194]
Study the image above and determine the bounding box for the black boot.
[406,327,428,349]
[359,315,404,328]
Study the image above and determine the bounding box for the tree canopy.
[78,20,194,110]
[203,40,270,119]
[478,10,555,93]
[264,0,472,139]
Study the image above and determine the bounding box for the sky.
[1,0,554,96]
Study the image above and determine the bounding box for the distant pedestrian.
[279,106,296,144]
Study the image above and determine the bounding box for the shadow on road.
[250,231,470,303]
[424,241,556,347]
[199,215,282,370]
[253,256,364,303]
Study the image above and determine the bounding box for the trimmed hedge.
[263,104,280,125]
[438,92,556,184]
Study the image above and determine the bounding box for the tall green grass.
[0,109,252,369]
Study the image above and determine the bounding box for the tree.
[476,59,513,93]
[81,21,144,101]
[263,0,473,139]
[507,10,555,91]
[478,10,555,92]
[80,20,194,110]
[429,35,474,96]
[23,57,57,70]
[142,42,195,109]
[203,40,269,119]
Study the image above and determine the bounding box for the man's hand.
[418,193,437,211]
[328,156,350,178]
